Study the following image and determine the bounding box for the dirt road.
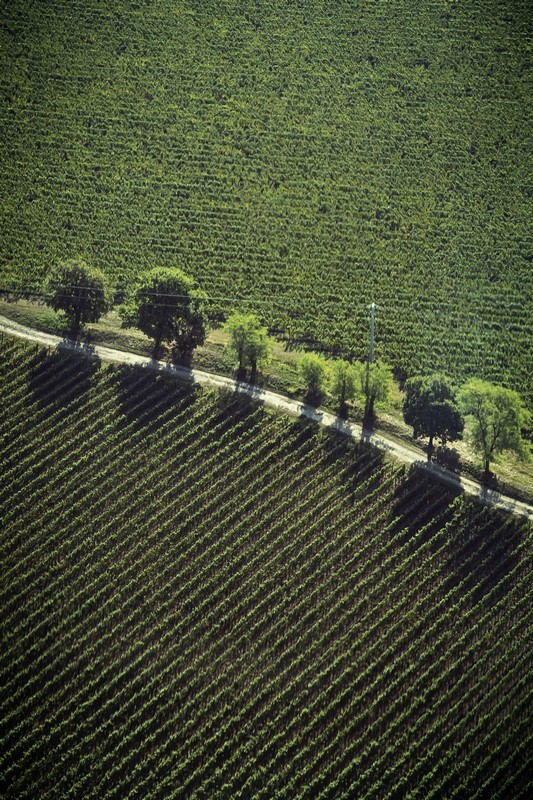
[1,314,531,519]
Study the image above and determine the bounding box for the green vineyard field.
[1,0,532,405]
[1,338,531,798]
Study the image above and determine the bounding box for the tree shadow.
[337,401,350,420]
[389,464,461,549]
[389,465,526,607]
[232,379,265,407]
[318,426,354,467]
[361,410,377,431]
[289,413,323,451]
[282,414,374,499]
[479,470,504,493]
[168,346,193,369]
[444,506,526,607]
[216,384,255,412]
[432,444,462,473]
[358,427,397,457]
[203,386,267,441]
[330,415,355,439]
[116,362,198,432]
[28,346,100,418]
[303,388,325,408]
[349,445,388,505]
[58,333,97,357]
[318,426,387,504]
[296,401,324,428]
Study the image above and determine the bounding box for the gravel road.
[1,314,531,519]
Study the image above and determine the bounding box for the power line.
[0,282,526,315]
[0,283,380,310]
[0,285,359,311]
[1,285,529,328]
[1,281,529,310]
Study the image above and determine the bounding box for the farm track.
[1,314,531,519]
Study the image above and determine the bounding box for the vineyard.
[1,0,532,405]
[1,337,531,798]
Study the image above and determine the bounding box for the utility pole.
[364,302,377,425]
[369,302,376,364]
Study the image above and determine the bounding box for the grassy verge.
[1,298,531,504]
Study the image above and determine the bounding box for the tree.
[300,353,329,404]
[224,312,271,381]
[44,258,111,335]
[121,267,206,356]
[354,361,393,424]
[330,359,357,412]
[403,374,464,461]
[459,379,530,477]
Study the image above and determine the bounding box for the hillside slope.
[1,338,531,798]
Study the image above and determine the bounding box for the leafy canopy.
[403,374,463,458]
[354,361,393,422]
[121,267,206,355]
[224,312,271,376]
[44,258,111,334]
[459,379,530,474]
[330,359,357,408]
[300,352,329,401]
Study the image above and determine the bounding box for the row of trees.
[44,259,208,358]
[298,353,391,420]
[299,356,529,477]
[43,259,530,478]
[404,375,529,476]
[297,356,530,474]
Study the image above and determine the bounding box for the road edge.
[1,315,531,520]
